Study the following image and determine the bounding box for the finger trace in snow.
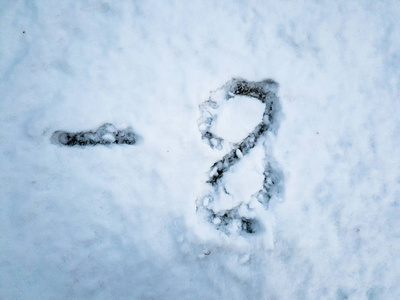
[51,123,137,146]
[197,78,284,235]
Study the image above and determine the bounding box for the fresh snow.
[211,94,265,143]
[1,0,400,299]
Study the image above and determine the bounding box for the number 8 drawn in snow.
[197,78,284,235]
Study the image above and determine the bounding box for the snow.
[211,94,265,143]
[1,0,400,299]
[221,144,265,209]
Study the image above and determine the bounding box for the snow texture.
[1,0,400,299]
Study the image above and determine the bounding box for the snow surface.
[211,93,265,143]
[1,0,400,299]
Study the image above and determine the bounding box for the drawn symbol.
[197,78,283,235]
[51,123,137,146]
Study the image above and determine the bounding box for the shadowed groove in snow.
[197,78,284,235]
[51,123,137,146]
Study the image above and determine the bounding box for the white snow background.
[1,0,400,299]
